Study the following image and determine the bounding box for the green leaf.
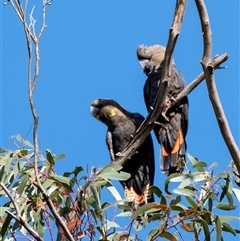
[195,218,210,241]
[217,172,229,179]
[131,203,168,220]
[19,149,28,156]
[178,172,207,189]
[222,222,236,236]
[208,197,213,212]
[37,216,45,238]
[192,161,208,172]
[150,185,162,198]
[17,174,29,195]
[46,150,55,165]
[172,188,196,197]
[54,153,66,161]
[49,174,70,185]
[164,172,183,194]
[13,161,25,180]
[98,164,123,174]
[42,178,55,189]
[0,166,5,182]
[185,196,198,210]
[214,215,222,241]
[90,186,101,208]
[218,215,240,222]
[200,210,212,225]
[147,228,160,241]
[98,164,131,180]
[99,170,130,181]
[187,153,198,166]
[210,162,218,168]
[16,134,34,148]
[170,205,185,212]
[73,166,84,176]
[3,154,11,175]
[48,185,60,196]
[91,180,108,187]
[160,194,167,205]
[215,203,236,211]
[1,214,12,240]
[86,197,100,211]
[0,148,7,153]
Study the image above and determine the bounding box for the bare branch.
[0,182,44,241]
[195,0,240,174]
[174,53,229,104]
[9,0,24,22]
[113,53,229,167]
[113,0,188,166]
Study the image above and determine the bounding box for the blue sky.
[1,0,239,240]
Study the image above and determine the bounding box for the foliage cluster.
[0,135,240,240]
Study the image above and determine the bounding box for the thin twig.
[0,182,44,241]
[8,1,75,240]
[195,0,240,174]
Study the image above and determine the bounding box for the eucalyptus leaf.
[16,134,34,148]
[185,196,198,210]
[222,222,236,236]
[187,153,198,166]
[86,196,100,211]
[218,215,240,222]
[132,203,167,220]
[149,185,163,198]
[214,215,222,241]
[49,174,70,185]
[54,153,66,161]
[172,188,196,197]
[164,172,183,194]
[215,203,236,211]
[178,172,207,189]
[17,174,29,195]
[195,218,210,241]
[99,170,130,181]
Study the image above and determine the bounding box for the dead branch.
[113,0,188,166]
[195,0,240,174]
[174,53,229,104]
[114,53,229,167]
[0,182,44,241]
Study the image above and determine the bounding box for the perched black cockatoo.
[90,98,155,209]
[137,44,189,175]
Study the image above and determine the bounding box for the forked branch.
[113,0,188,166]
[114,53,229,167]
[195,0,240,174]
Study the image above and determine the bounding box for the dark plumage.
[137,44,189,175]
[90,99,155,209]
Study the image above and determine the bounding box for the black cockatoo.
[90,98,155,209]
[137,44,189,175]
